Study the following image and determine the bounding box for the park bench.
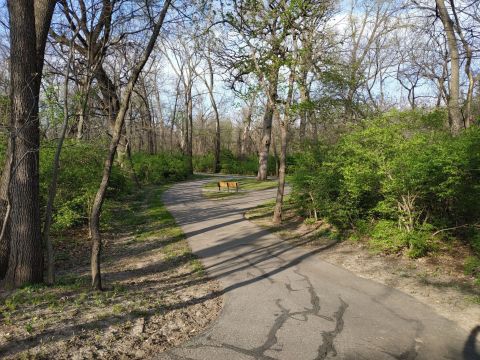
[217,181,239,192]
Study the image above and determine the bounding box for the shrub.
[290,109,480,257]
[40,140,131,231]
[369,220,409,254]
[193,153,215,173]
[464,256,480,277]
[194,149,278,176]
[132,152,190,184]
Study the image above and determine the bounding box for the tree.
[89,0,171,290]
[273,69,294,224]
[162,33,200,175]
[197,43,221,173]
[0,0,57,288]
[435,0,464,134]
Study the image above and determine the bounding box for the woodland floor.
[0,186,223,359]
[245,198,480,334]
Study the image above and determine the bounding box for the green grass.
[202,177,277,199]
[244,199,277,219]
[0,185,207,335]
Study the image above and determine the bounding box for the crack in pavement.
[286,269,348,359]
[315,298,349,360]
[169,267,346,360]
[219,299,290,359]
[162,181,468,360]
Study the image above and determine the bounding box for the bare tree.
[89,0,171,290]
[435,0,464,134]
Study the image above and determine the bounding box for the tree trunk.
[89,0,171,290]
[186,83,193,175]
[271,110,280,177]
[204,54,221,173]
[257,70,279,181]
[436,0,464,134]
[212,96,221,173]
[273,70,295,224]
[95,66,130,163]
[1,0,56,287]
[170,77,181,151]
[240,98,254,159]
[451,3,474,128]
[272,118,288,224]
[298,73,308,141]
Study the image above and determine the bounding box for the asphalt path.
[160,178,479,360]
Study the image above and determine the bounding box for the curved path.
[161,178,478,360]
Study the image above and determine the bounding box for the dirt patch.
[0,186,222,359]
[246,201,480,333]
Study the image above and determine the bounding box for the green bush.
[40,141,131,231]
[193,153,215,173]
[471,231,480,255]
[464,256,480,277]
[1,140,190,234]
[132,152,190,184]
[194,149,278,176]
[290,109,480,257]
[369,220,409,254]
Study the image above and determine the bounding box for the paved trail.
[161,178,479,360]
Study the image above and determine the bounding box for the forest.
[0,0,479,358]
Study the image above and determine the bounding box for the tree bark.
[186,83,193,175]
[240,97,254,159]
[436,0,464,134]
[257,70,279,181]
[203,53,221,173]
[1,0,56,287]
[451,2,474,128]
[170,76,181,151]
[298,72,309,141]
[209,86,221,173]
[89,0,171,290]
[273,69,295,224]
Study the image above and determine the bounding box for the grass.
[244,196,339,244]
[0,185,210,352]
[202,177,277,199]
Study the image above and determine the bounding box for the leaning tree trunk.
[89,0,171,290]
[95,66,130,164]
[257,70,279,181]
[451,3,474,128]
[436,0,464,135]
[1,0,56,287]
